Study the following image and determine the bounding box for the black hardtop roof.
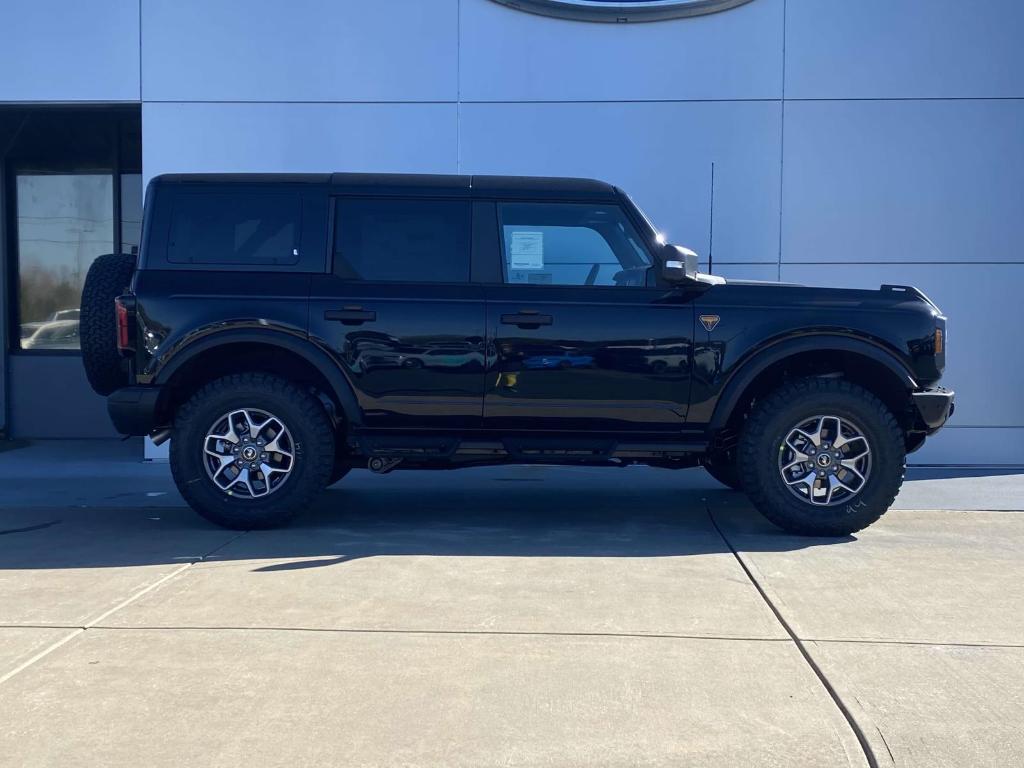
[151,173,619,200]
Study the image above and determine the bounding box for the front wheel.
[738,378,905,536]
[170,373,335,529]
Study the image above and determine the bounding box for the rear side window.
[333,198,471,283]
[168,190,300,265]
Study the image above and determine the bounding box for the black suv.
[80,173,954,535]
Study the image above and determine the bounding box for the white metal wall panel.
[0,1,139,101]
[141,0,459,102]
[459,101,782,265]
[142,103,458,182]
[459,0,784,102]
[713,265,780,282]
[912,428,1024,467]
[781,99,1024,265]
[786,0,1024,99]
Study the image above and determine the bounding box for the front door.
[484,201,695,433]
[309,196,485,431]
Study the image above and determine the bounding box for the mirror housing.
[661,245,700,284]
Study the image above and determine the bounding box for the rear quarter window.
[167,190,300,266]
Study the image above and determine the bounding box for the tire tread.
[80,253,135,396]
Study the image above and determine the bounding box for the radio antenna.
[708,161,715,273]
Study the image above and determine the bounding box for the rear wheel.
[739,378,905,536]
[170,373,335,529]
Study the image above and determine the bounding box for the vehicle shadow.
[247,476,858,571]
[0,470,857,573]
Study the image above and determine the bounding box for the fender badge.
[700,314,721,332]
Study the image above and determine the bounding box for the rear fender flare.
[153,329,362,427]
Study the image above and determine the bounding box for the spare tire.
[81,253,136,396]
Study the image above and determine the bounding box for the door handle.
[325,308,376,325]
[501,311,553,329]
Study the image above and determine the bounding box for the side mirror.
[662,245,699,283]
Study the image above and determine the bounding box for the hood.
[716,279,943,315]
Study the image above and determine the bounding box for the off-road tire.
[80,253,135,396]
[170,373,335,529]
[703,451,742,491]
[739,378,905,536]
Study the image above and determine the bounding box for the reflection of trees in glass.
[19,262,83,325]
[16,174,114,349]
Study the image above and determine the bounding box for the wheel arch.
[152,330,361,428]
[709,335,917,440]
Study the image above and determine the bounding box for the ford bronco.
[80,173,954,534]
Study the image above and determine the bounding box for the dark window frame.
[3,107,141,357]
[329,195,474,286]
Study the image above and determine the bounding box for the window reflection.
[17,174,114,350]
[121,173,143,255]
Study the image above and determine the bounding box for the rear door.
[308,196,485,431]
[483,200,695,433]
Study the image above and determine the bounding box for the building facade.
[1,0,1021,464]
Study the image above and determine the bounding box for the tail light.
[932,319,946,376]
[115,295,135,354]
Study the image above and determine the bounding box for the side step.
[353,433,707,465]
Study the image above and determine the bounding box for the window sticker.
[509,230,544,270]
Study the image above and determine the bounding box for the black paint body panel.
[309,277,487,430]
[483,284,695,432]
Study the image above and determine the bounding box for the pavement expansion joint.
[79,625,795,642]
[0,530,250,687]
[705,502,880,768]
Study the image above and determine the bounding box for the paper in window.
[509,231,544,270]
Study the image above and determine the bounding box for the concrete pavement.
[1,440,1022,766]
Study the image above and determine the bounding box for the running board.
[353,434,707,464]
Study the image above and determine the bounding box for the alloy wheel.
[777,415,871,506]
[202,408,295,498]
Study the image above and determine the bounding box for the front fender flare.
[708,334,917,433]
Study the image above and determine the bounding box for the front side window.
[333,198,471,283]
[498,203,652,287]
[168,190,300,266]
